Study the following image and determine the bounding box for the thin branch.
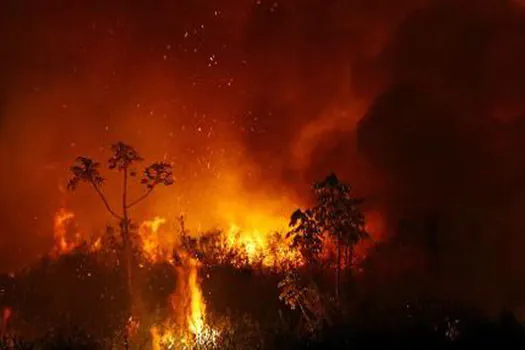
[126,186,155,209]
[91,182,122,220]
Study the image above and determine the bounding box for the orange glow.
[1,307,12,332]
[52,208,102,256]
[187,258,205,337]
[150,255,218,349]
[52,208,81,256]
[138,217,171,263]
[223,224,304,268]
[150,325,177,350]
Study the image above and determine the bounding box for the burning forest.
[3,0,525,349]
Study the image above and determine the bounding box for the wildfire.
[224,224,303,268]
[52,208,81,255]
[150,325,177,350]
[51,200,314,349]
[138,218,216,348]
[139,216,171,262]
[52,208,102,256]
[149,254,218,349]
[187,259,204,336]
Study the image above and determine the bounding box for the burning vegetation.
[0,142,374,349]
[58,142,369,349]
[4,0,525,349]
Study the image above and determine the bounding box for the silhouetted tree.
[67,142,173,315]
[279,271,327,334]
[288,209,323,264]
[288,173,368,303]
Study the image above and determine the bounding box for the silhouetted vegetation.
[67,142,173,313]
[1,167,524,349]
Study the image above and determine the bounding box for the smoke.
[357,0,525,315]
[1,0,525,314]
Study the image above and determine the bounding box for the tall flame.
[187,258,205,337]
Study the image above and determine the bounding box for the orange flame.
[150,255,218,349]
[52,208,81,255]
[52,208,102,256]
[139,217,171,262]
[187,258,205,337]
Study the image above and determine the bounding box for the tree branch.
[91,182,122,220]
[126,186,155,209]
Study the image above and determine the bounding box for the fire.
[187,259,205,337]
[150,255,218,349]
[211,179,302,268]
[52,208,81,255]
[52,208,102,256]
[139,218,217,348]
[150,325,177,350]
[224,224,303,268]
[139,217,171,262]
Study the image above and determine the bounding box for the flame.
[52,208,81,255]
[212,178,301,266]
[139,217,171,262]
[187,259,205,337]
[150,255,218,349]
[150,324,178,350]
[52,208,102,256]
[224,224,303,268]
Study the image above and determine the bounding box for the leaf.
[108,142,143,171]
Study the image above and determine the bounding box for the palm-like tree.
[67,142,174,322]
[68,156,121,219]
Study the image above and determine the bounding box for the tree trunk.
[122,168,134,312]
[335,231,341,304]
[344,246,349,270]
[298,302,314,331]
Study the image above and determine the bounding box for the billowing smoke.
[1,0,525,315]
[358,0,525,316]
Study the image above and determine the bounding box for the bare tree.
[67,142,174,312]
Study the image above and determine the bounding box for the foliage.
[287,173,368,264]
[67,157,104,190]
[288,209,322,264]
[108,142,144,171]
[312,173,368,248]
[278,271,326,334]
[67,142,174,212]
